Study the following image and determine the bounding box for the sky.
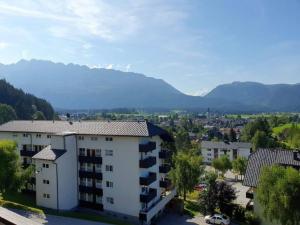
[0,0,300,96]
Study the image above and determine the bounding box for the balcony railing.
[159,149,172,159]
[159,178,171,189]
[140,188,157,203]
[140,172,157,186]
[79,185,103,196]
[139,157,157,168]
[159,164,171,173]
[79,156,102,164]
[20,150,37,157]
[79,170,103,180]
[139,142,156,153]
[79,200,103,210]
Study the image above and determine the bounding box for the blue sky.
[0,0,300,95]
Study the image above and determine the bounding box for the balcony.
[160,179,171,189]
[139,142,156,153]
[139,157,156,168]
[159,149,172,159]
[79,200,103,210]
[140,188,157,203]
[140,172,157,186]
[139,188,177,222]
[20,150,37,157]
[159,164,171,173]
[246,188,254,199]
[79,156,102,164]
[79,170,103,180]
[79,185,103,196]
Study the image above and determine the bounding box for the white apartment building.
[0,120,176,225]
[201,141,252,163]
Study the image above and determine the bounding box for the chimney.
[293,151,300,161]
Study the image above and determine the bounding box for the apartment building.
[0,120,176,225]
[200,141,252,163]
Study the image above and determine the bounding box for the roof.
[243,149,300,187]
[0,120,173,141]
[0,206,41,225]
[32,145,66,161]
[201,141,252,150]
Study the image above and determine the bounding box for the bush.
[232,205,246,222]
[245,211,260,225]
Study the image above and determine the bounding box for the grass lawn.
[272,123,300,135]
[1,191,132,225]
[182,190,201,217]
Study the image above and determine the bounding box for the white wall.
[56,135,78,210]
[35,159,58,209]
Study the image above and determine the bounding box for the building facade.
[200,141,252,163]
[0,120,176,225]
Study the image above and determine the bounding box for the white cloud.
[82,43,92,50]
[0,41,9,49]
[125,64,131,72]
[105,64,113,69]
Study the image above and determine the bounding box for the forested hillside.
[0,79,54,122]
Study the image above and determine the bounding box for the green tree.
[251,130,269,150]
[175,129,191,150]
[257,165,300,225]
[241,118,271,141]
[216,181,236,214]
[232,156,248,180]
[199,172,218,214]
[212,155,232,177]
[229,128,237,142]
[170,151,203,200]
[33,111,46,120]
[0,140,34,193]
[0,104,17,124]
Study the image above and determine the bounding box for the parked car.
[204,214,230,225]
[194,182,207,191]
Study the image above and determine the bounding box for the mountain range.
[0,59,299,112]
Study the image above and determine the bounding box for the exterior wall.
[101,136,140,217]
[35,159,58,209]
[201,147,251,163]
[56,135,78,210]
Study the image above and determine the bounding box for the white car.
[204,214,230,225]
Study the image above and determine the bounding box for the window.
[79,148,85,156]
[78,136,84,140]
[105,165,113,172]
[105,150,113,156]
[207,148,211,151]
[95,164,101,172]
[106,197,114,204]
[36,134,41,138]
[23,133,29,138]
[47,134,51,139]
[43,193,50,198]
[105,137,113,141]
[12,133,18,137]
[43,163,49,168]
[106,181,113,188]
[95,149,101,157]
[207,153,212,156]
[43,179,50,184]
[91,136,98,141]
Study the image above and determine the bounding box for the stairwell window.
[42,163,49,168]
[106,197,114,204]
[78,136,84,140]
[43,193,50,198]
[105,150,113,156]
[105,165,113,172]
[43,179,50,184]
[106,181,113,188]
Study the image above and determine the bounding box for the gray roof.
[0,120,172,140]
[243,149,300,187]
[32,145,66,161]
[201,141,252,150]
[0,206,41,225]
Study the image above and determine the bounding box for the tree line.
[0,79,54,124]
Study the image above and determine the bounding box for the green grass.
[272,123,300,135]
[1,191,133,225]
[183,200,200,217]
